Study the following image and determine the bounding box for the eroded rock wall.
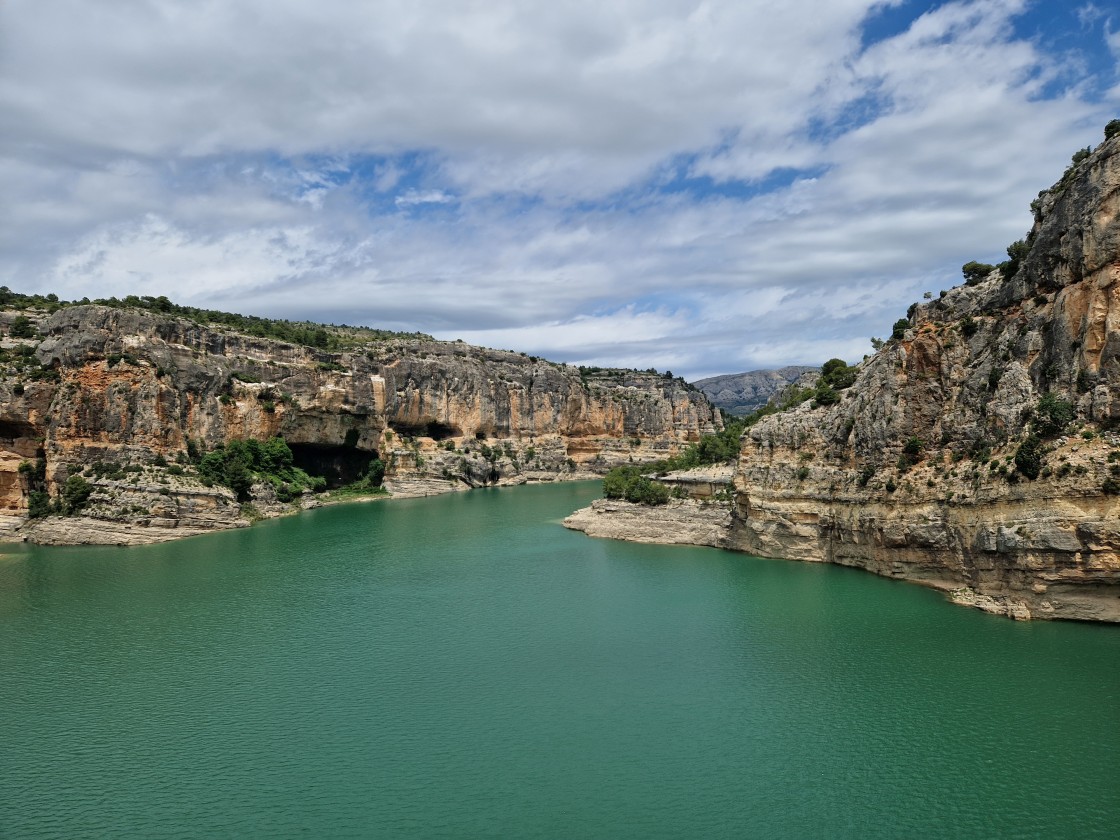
[0,307,719,543]
[732,132,1120,621]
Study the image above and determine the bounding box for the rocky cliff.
[570,127,1120,622]
[0,306,719,543]
[735,129,1120,622]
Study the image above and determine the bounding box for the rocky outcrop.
[563,464,735,546]
[731,129,1120,622]
[569,129,1120,622]
[0,307,719,543]
[693,366,818,415]
[563,497,732,547]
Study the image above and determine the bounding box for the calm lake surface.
[1,481,1118,839]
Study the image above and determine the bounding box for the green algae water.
[1,482,1118,839]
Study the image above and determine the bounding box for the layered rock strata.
[0,307,719,544]
[571,130,1120,622]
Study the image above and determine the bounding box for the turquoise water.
[1,481,1118,839]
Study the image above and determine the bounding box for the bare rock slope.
[693,366,818,415]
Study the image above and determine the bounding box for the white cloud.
[0,0,1115,379]
[1107,22,1120,61]
[394,189,455,208]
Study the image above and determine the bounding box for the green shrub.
[625,476,670,505]
[27,490,51,518]
[194,436,324,502]
[812,385,839,407]
[9,315,36,338]
[891,318,910,341]
[1034,393,1074,437]
[819,358,856,390]
[998,239,1029,281]
[1014,435,1044,480]
[962,262,995,285]
[1106,119,1120,141]
[602,466,670,505]
[60,475,94,515]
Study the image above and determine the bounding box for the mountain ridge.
[692,366,819,415]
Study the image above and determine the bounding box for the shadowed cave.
[288,443,379,489]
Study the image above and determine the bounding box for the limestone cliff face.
[733,131,1120,621]
[0,307,718,543]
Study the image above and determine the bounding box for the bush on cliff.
[819,358,856,390]
[9,315,36,338]
[603,466,670,505]
[1014,435,1045,480]
[27,491,51,519]
[60,475,94,515]
[196,437,325,502]
[962,262,996,285]
[998,239,1029,281]
[1034,393,1074,437]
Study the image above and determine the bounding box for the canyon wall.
[0,307,719,543]
[731,130,1120,621]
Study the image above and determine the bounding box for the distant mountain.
[692,366,818,415]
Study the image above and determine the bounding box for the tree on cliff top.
[962,261,995,285]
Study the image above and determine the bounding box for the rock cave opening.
[391,420,460,441]
[288,443,380,489]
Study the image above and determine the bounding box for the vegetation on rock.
[1014,435,1045,480]
[0,286,429,351]
[961,261,995,285]
[1033,393,1074,438]
[602,466,672,505]
[195,437,327,502]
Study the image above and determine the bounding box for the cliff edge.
[734,127,1120,621]
[568,126,1120,622]
[0,306,719,544]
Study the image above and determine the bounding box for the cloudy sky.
[2,1,1118,379]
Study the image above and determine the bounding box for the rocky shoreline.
[567,130,1120,623]
[7,469,608,547]
[563,497,732,548]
